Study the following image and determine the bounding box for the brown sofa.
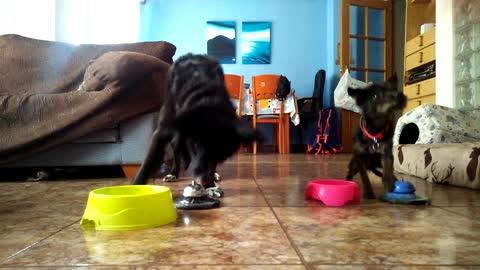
[0,34,176,176]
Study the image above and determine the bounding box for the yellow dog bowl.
[80,185,177,231]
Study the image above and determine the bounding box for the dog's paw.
[214,172,222,182]
[207,187,224,198]
[163,174,177,182]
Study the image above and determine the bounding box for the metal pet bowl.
[81,185,177,231]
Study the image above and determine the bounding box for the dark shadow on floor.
[0,166,125,182]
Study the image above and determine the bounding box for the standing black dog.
[346,74,407,199]
[162,139,221,183]
[131,53,259,194]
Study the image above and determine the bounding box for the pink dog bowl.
[305,179,361,206]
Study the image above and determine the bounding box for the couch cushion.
[80,51,168,92]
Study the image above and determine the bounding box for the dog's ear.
[347,87,362,99]
[235,119,263,144]
[384,73,398,90]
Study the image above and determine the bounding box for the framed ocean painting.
[241,21,271,64]
[206,21,236,64]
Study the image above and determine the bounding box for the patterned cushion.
[394,143,480,190]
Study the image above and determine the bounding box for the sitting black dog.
[346,74,407,199]
[131,53,259,195]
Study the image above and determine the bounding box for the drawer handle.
[416,84,421,95]
[419,52,423,63]
[417,100,422,106]
[419,35,423,47]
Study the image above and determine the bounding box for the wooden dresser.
[403,0,436,113]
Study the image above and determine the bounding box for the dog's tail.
[235,117,264,145]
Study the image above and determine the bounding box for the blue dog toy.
[379,180,430,205]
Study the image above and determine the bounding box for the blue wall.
[139,0,340,105]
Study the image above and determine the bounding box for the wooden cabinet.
[404,25,436,56]
[403,0,436,113]
[404,30,436,71]
[404,77,436,112]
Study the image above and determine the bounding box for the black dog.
[131,53,259,194]
[161,139,192,182]
[346,74,407,199]
[162,139,221,183]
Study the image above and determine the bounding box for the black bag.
[306,108,342,155]
[276,75,291,101]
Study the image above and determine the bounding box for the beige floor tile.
[2,207,301,267]
[274,206,480,266]
[311,266,479,270]
[0,267,306,270]
[439,207,480,222]
[1,153,479,268]
[0,179,124,261]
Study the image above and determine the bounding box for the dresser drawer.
[405,27,435,56]
[405,94,436,113]
[404,77,435,99]
[405,44,435,71]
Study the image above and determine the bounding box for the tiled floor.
[0,153,479,269]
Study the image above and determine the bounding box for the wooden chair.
[251,74,289,154]
[225,74,246,154]
[224,74,244,116]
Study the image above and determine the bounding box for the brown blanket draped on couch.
[0,34,176,164]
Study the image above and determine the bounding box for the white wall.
[0,0,140,44]
[55,0,140,44]
[436,0,455,108]
[0,0,56,40]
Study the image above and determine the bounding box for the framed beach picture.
[206,21,236,64]
[241,21,271,64]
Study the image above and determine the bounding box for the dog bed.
[393,104,480,145]
[393,104,480,189]
[394,142,480,190]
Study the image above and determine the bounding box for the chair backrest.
[251,74,286,154]
[251,74,284,119]
[224,74,244,116]
[251,74,280,100]
[312,69,325,112]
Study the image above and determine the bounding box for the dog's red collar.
[360,117,389,141]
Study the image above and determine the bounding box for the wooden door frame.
[340,0,393,80]
[338,0,393,153]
